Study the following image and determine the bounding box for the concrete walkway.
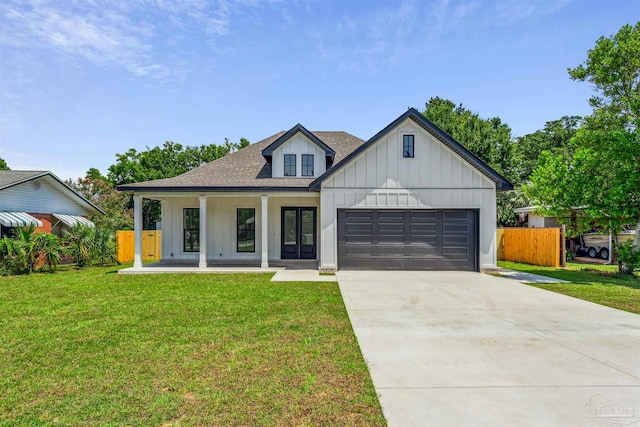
[338,271,640,427]
[497,268,569,284]
[270,270,337,282]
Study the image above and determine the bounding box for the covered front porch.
[128,192,321,272]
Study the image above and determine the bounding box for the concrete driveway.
[337,271,640,427]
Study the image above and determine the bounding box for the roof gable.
[310,108,514,191]
[262,124,336,161]
[0,170,104,215]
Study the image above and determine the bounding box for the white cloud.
[494,0,571,24]
[308,0,480,72]
[0,0,272,79]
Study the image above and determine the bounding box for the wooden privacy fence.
[116,230,162,263]
[497,227,564,268]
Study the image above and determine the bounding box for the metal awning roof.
[53,213,94,228]
[0,211,43,227]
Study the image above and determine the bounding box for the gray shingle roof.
[0,170,49,190]
[0,170,104,214]
[118,131,365,192]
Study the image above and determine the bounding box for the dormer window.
[302,154,314,177]
[403,135,414,158]
[284,154,296,176]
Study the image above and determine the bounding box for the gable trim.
[0,172,105,215]
[262,124,336,160]
[310,108,513,191]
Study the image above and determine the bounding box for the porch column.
[261,195,269,268]
[133,195,143,269]
[199,195,208,269]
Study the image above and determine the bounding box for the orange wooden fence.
[116,230,162,263]
[497,227,563,267]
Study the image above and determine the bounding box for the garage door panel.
[409,210,437,221]
[443,223,471,233]
[410,235,438,244]
[408,259,439,269]
[377,211,405,220]
[443,210,473,220]
[410,223,437,233]
[338,209,477,271]
[444,235,470,245]
[443,247,471,256]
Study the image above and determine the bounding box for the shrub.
[34,232,64,272]
[65,224,118,268]
[92,226,118,266]
[616,240,640,274]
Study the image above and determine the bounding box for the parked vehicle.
[578,231,636,259]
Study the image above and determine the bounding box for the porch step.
[270,260,319,270]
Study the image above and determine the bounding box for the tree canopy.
[66,177,134,230]
[107,138,250,229]
[422,97,514,182]
[526,23,640,269]
[108,139,249,185]
[0,157,9,170]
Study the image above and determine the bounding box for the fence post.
[560,225,566,267]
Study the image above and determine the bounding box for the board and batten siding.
[0,176,93,216]
[159,194,320,262]
[319,118,498,270]
[271,133,326,178]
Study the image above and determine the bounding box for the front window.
[403,135,414,158]
[237,208,255,252]
[284,154,296,176]
[302,154,314,177]
[183,208,199,252]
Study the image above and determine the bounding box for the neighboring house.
[118,108,513,272]
[0,170,103,238]
[514,206,560,228]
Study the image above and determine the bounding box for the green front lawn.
[498,261,640,314]
[0,267,385,426]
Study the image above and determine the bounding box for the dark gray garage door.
[337,209,478,271]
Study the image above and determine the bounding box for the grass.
[498,261,640,314]
[0,266,385,426]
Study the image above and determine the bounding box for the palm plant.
[92,226,117,265]
[34,232,64,272]
[0,236,25,275]
[65,224,95,267]
[14,224,38,273]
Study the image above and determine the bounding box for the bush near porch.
[0,267,384,426]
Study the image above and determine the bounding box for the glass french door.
[281,207,316,259]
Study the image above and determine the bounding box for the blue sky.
[1,0,638,180]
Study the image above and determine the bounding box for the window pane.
[183,208,200,252]
[237,208,255,252]
[301,209,314,245]
[302,154,314,176]
[403,135,414,158]
[284,209,297,245]
[284,154,296,176]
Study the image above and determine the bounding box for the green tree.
[422,97,522,226]
[568,23,639,126]
[108,138,249,229]
[511,116,581,184]
[66,177,133,230]
[422,97,514,181]
[526,23,640,272]
[0,157,9,170]
[85,167,106,181]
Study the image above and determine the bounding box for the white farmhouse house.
[118,109,513,272]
